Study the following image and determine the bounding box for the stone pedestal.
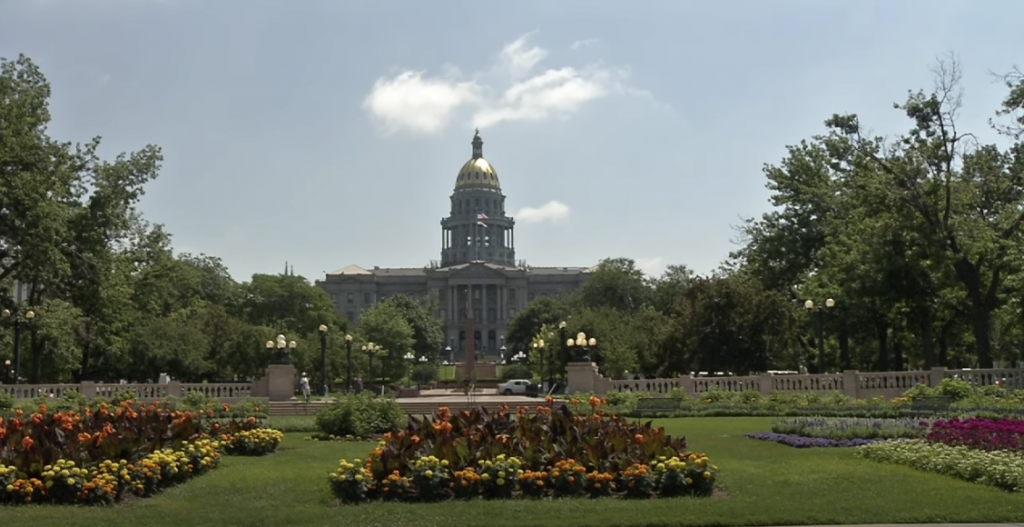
[254,364,296,401]
[566,362,600,394]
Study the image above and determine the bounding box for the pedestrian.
[300,372,311,403]
[355,375,363,394]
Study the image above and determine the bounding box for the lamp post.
[804,298,835,373]
[558,321,568,385]
[566,331,598,362]
[3,359,10,384]
[344,334,354,393]
[362,342,383,388]
[2,307,36,383]
[533,339,550,391]
[318,325,329,396]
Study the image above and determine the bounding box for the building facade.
[317,131,591,360]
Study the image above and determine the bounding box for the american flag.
[477,211,488,227]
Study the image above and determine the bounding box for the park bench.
[636,397,681,417]
[905,396,952,416]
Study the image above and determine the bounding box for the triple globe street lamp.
[266,334,296,365]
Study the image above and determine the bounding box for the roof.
[327,265,373,276]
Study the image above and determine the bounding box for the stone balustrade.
[567,363,1024,399]
[1,365,294,402]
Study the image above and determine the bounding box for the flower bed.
[0,401,277,505]
[222,428,284,456]
[925,417,1024,453]
[329,401,719,503]
[1,438,221,504]
[771,417,927,440]
[746,432,884,448]
[856,439,1024,492]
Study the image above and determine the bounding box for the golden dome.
[454,129,501,190]
[455,158,501,189]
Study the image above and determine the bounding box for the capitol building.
[316,131,592,360]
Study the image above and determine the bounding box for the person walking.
[354,376,363,394]
[300,372,311,403]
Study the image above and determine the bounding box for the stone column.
[842,370,860,398]
[567,362,600,394]
[482,284,488,323]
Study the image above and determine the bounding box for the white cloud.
[570,38,599,50]
[363,32,650,134]
[362,72,482,134]
[498,33,548,78]
[474,67,616,128]
[635,257,666,278]
[515,201,570,223]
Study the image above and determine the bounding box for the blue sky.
[3,0,1023,282]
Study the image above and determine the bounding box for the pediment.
[449,263,508,280]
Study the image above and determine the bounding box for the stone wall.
[567,363,1024,399]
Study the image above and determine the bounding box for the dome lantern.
[454,129,501,191]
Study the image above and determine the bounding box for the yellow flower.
[703,471,712,479]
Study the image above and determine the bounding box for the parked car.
[497,379,538,396]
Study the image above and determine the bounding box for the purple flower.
[746,432,886,448]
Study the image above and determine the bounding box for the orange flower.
[634,434,644,443]
[21,437,34,449]
[588,396,600,408]
[78,432,92,443]
[544,395,554,405]
[38,403,48,414]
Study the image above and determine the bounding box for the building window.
[528,292,535,301]
[440,309,446,320]
[473,288,480,299]
[347,292,354,304]
[473,308,481,320]
[487,308,496,322]
[346,311,355,322]
[508,288,516,302]
[509,308,517,318]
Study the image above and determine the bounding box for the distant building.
[317,131,592,360]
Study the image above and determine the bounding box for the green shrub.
[936,378,973,402]
[501,364,533,380]
[315,393,407,437]
[0,391,13,410]
[410,364,439,385]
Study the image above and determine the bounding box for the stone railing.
[1,365,296,402]
[567,363,1024,399]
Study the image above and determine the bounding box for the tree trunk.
[876,322,889,371]
[839,316,851,370]
[938,321,951,367]
[893,338,904,372]
[971,304,995,368]
[921,320,934,369]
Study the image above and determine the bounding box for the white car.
[497,379,537,396]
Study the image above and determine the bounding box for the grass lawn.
[4,417,1024,527]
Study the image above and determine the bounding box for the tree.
[238,273,344,336]
[576,258,651,312]
[357,302,415,382]
[380,294,444,363]
[827,57,1024,368]
[505,297,570,359]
